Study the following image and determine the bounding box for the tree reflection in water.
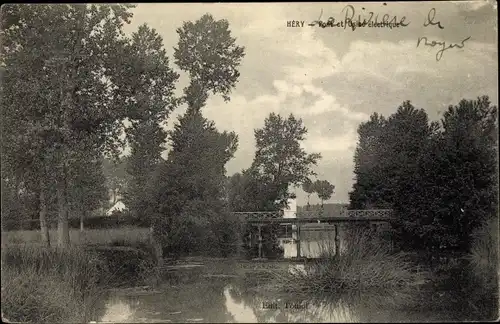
[223,278,421,323]
[96,259,497,323]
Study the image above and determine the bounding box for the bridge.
[231,209,393,259]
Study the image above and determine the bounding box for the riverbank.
[2,226,497,323]
[92,253,497,323]
[1,242,157,323]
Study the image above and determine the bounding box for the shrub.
[274,228,424,293]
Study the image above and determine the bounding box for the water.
[279,225,349,258]
[92,259,498,323]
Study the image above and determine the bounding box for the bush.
[274,228,424,293]
[1,245,110,322]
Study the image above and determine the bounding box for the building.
[106,201,128,216]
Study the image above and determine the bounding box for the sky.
[122,1,498,206]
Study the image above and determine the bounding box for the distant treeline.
[2,213,149,231]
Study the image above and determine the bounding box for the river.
[90,254,498,323]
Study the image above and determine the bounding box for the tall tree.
[349,113,387,209]
[414,96,498,251]
[350,97,497,252]
[251,113,321,210]
[151,13,245,257]
[120,24,179,225]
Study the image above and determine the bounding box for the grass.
[272,228,425,293]
[1,228,160,323]
[1,226,151,247]
[1,244,111,322]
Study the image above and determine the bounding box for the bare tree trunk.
[57,175,70,247]
[150,226,164,268]
[80,208,85,232]
[112,189,118,205]
[39,181,51,248]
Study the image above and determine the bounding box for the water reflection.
[223,285,360,323]
[99,297,134,323]
[98,282,375,323]
[280,228,349,258]
[95,257,497,323]
[97,277,495,323]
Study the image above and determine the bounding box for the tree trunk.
[56,177,70,247]
[80,208,85,232]
[150,226,164,268]
[39,182,50,248]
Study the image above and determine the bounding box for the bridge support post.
[334,224,340,256]
[296,224,301,258]
[258,224,263,259]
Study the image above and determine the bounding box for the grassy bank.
[1,242,157,322]
[1,245,110,322]
[1,226,151,247]
[274,229,425,293]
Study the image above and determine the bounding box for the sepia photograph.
[1,1,498,323]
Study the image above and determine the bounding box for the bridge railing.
[232,211,282,221]
[232,209,393,221]
[346,209,393,218]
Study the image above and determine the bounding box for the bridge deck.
[246,216,393,224]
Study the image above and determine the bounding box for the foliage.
[174,13,245,105]
[1,4,139,246]
[302,178,316,210]
[349,97,498,252]
[313,179,335,206]
[226,113,320,258]
[67,156,108,223]
[120,24,179,225]
[250,113,321,210]
[148,14,244,258]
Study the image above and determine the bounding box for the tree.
[349,97,498,252]
[349,113,387,209]
[302,178,316,211]
[413,96,498,251]
[251,113,321,210]
[174,13,245,108]
[150,14,245,257]
[226,114,320,258]
[120,24,179,225]
[155,110,239,256]
[314,179,335,208]
[1,4,137,247]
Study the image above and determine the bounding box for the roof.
[297,203,349,218]
[106,201,128,216]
